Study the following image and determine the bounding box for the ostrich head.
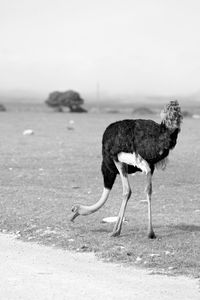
[70,204,91,221]
[160,100,183,131]
[70,205,80,222]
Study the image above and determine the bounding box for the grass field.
[0,103,200,277]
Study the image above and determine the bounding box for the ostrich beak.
[69,206,80,222]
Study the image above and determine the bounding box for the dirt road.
[0,234,199,300]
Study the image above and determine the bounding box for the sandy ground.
[0,234,199,300]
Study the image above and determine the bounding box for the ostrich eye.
[72,206,76,212]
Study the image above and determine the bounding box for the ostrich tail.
[161,100,183,131]
[101,159,117,190]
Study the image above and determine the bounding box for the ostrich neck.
[161,117,181,132]
[80,188,110,215]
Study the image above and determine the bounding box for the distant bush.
[0,103,6,112]
[132,107,154,115]
[45,90,87,113]
[182,110,192,118]
[69,106,87,113]
[105,108,120,114]
[53,106,64,112]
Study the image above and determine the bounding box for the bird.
[70,100,183,238]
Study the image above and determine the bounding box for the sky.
[1,0,200,99]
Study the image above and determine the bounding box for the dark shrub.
[45,90,87,113]
[0,104,6,112]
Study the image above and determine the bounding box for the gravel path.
[0,234,199,300]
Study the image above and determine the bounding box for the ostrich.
[70,100,183,238]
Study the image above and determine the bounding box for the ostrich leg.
[146,171,156,239]
[111,161,132,237]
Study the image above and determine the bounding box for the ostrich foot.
[110,230,121,237]
[110,217,122,237]
[148,230,156,239]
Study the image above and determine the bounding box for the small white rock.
[119,246,125,250]
[68,239,75,242]
[192,114,200,119]
[102,217,118,223]
[149,253,160,257]
[135,256,142,262]
[101,216,127,223]
[23,129,34,135]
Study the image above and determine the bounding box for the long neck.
[160,101,182,149]
[169,127,180,150]
[80,188,110,215]
[161,122,180,150]
[161,118,181,132]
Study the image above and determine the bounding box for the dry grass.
[0,106,200,277]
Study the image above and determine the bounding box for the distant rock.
[101,216,127,223]
[89,107,101,113]
[132,107,155,115]
[192,114,200,119]
[67,120,75,130]
[23,129,34,135]
[105,108,120,114]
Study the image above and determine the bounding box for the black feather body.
[101,119,179,188]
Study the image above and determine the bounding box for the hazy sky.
[1,0,200,98]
